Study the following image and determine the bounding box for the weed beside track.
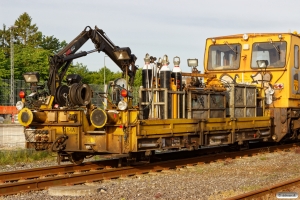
[0,149,55,165]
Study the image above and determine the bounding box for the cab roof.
[207,32,298,39]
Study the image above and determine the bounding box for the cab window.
[251,42,286,68]
[207,44,241,70]
[295,45,299,69]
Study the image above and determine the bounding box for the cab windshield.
[207,44,241,70]
[251,42,286,68]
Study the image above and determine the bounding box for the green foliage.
[13,45,50,81]
[0,12,139,88]
[41,36,67,53]
[67,63,124,85]
[112,71,123,82]
[0,78,11,104]
[0,44,50,80]
[0,24,13,80]
[0,49,9,77]
[67,62,91,83]
[0,24,10,49]
[98,67,122,85]
[0,12,64,81]
[0,149,54,165]
[133,68,142,87]
[14,12,42,46]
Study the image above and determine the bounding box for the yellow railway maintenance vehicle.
[204,32,300,144]
[16,27,297,165]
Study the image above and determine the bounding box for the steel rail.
[0,159,119,183]
[226,177,300,200]
[0,143,299,196]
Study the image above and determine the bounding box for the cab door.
[292,45,300,94]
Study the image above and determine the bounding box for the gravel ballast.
[2,149,300,200]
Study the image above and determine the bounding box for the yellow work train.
[16,26,300,165]
[204,32,300,144]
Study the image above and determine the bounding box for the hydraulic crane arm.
[48,26,137,96]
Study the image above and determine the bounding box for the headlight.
[23,72,40,83]
[16,101,24,111]
[118,100,128,110]
[256,60,269,68]
[187,59,198,67]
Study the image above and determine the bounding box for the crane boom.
[47,26,137,96]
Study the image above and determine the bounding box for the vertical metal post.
[104,55,108,85]
[183,92,186,118]
[10,26,17,106]
[104,55,108,109]
[187,90,192,119]
[164,88,168,119]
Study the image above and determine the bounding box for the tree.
[0,24,12,60]
[41,35,67,53]
[14,12,42,46]
[0,12,116,86]
[0,49,9,77]
[111,71,122,81]
[133,68,142,87]
[0,13,70,81]
[92,67,123,85]
[67,62,91,83]
[13,44,50,81]
[0,24,9,48]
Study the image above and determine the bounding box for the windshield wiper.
[268,39,281,55]
[224,41,238,54]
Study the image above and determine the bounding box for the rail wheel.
[68,153,85,165]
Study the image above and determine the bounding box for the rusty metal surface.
[226,175,300,200]
[0,159,119,183]
[0,143,299,196]
[271,108,288,142]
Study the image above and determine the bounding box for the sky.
[2,0,300,73]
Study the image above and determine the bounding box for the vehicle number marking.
[66,127,76,133]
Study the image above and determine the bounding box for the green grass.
[241,184,261,192]
[259,156,267,160]
[193,167,205,174]
[0,149,55,165]
[2,118,13,124]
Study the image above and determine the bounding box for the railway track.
[0,143,299,196]
[226,176,300,199]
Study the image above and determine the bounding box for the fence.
[0,79,139,109]
[0,79,27,106]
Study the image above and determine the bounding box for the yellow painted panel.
[139,119,199,135]
[66,127,78,134]
[112,127,124,135]
[203,32,299,109]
